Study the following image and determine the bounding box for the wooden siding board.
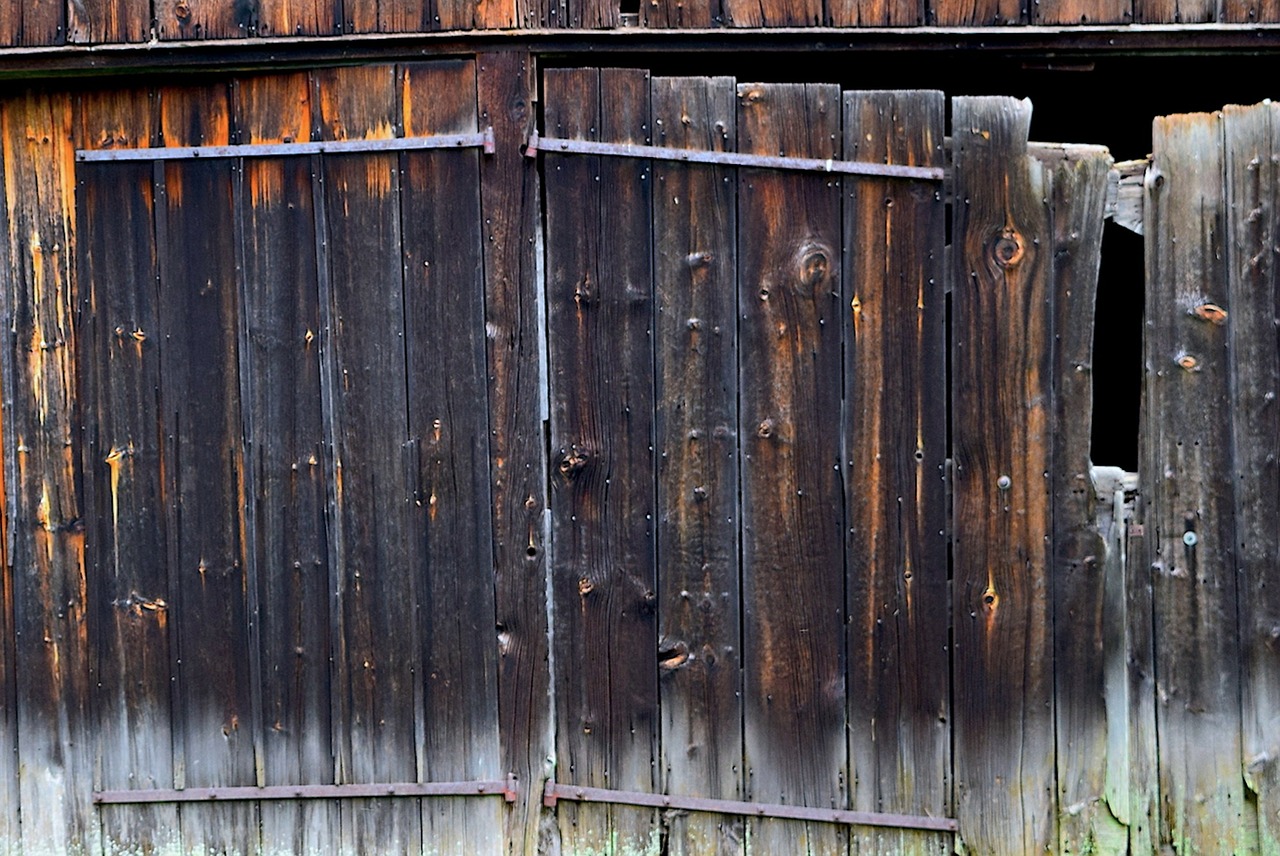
[0,0,64,46]
[1042,146,1123,856]
[477,51,551,856]
[736,81,845,856]
[346,0,429,33]
[156,83,261,856]
[1133,0,1214,23]
[256,0,340,35]
[1144,110,1251,855]
[311,66,424,855]
[724,0,822,29]
[931,0,1022,28]
[0,330,12,856]
[950,95,1056,856]
[842,88,949,856]
[1122,513,1160,855]
[651,73,744,856]
[68,0,150,43]
[0,90,96,856]
[1223,101,1280,855]
[829,0,921,29]
[1036,0,1130,25]
[75,87,182,856]
[233,70,340,856]
[643,0,718,32]
[545,66,660,856]
[400,59,504,856]
[156,0,260,39]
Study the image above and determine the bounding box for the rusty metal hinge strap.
[94,774,517,805]
[76,128,496,163]
[523,132,943,181]
[541,781,957,833]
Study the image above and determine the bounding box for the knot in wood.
[756,418,775,439]
[990,229,1024,268]
[577,577,594,596]
[1192,302,1228,325]
[658,639,690,671]
[174,0,191,18]
[558,446,590,477]
[793,242,833,295]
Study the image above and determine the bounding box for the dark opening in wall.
[1091,222,1145,471]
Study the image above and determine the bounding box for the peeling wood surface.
[950,95,1055,856]
[1144,109,1251,855]
[652,73,744,856]
[843,89,949,856]
[1223,100,1280,856]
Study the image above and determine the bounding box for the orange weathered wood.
[69,0,149,42]
[256,0,339,35]
[0,0,63,45]
[155,0,258,38]
[950,96,1056,856]
[1036,0,1130,24]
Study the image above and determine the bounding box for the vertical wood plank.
[311,63,424,856]
[438,0,516,33]
[477,51,552,856]
[723,0,822,28]
[1035,0,1130,24]
[736,81,845,856]
[651,74,744,856]
[0,322,12,856]
[401,59,503,856]
[157,83,260,856]
[545,66,660,856]
[950,96,1056,856]
[1132,0,1214,23]
[1123,497,1160,855]
[0,89,97,856]
[1041,146,1126,856]
[843,89,949,856]
[75,87,183,856]
[256,0,340,34]
[234,70,340,856]
[827,0,921,27]
[68,0,150,43]
[1223,0,1280,23]
[930,0,1022,27]
[643,0,719,30]
[1143,110,1251,855]
[346,0,428,33]
[155,0,260,38]
[1224,101,1280,856]
[0,0,65,45]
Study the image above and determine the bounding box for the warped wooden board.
[1223,101,1280,855]
[950,96,1055,856]
[1144,110,1250,855]
[843,88,949,856]
[652,74,744,856]
[69,0,149,42]
[737,81,846,856]
[476,50,552,856]
[545,66,660,856]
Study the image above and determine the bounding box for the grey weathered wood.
[1041,145,1124,856]
[652,74,744,856]
[1143,109,1251,854]
[843,89,950,856]
[737,81,846,856]
[1223,100,1280,855]
[950,95,1056,856]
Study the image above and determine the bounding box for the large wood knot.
[793,241,833,295]
[990,228,1025,269]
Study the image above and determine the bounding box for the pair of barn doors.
[75,60,1112,855]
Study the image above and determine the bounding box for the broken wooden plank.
[545,66,660,856]
[74,86,183,856]
[401,59,504,856]
[652,73,744,856]
[843,88,950,856]
[1223,100,1280,855]
[310,63,424,856]
[69,0,150,42]
[1143,109,1251,854]
[950,95,1056,856]
[156,82,260,856]
[0,88,97,856]
[737,81,846,856]
[1041,144,1125,856]
[232,69,339,856]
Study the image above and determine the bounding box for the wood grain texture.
[1036,0,1129,24]
[1040,146,1123,856]
[1123,513,1160,856]
[643,0,719,30]
[724,0,822,28]
[843,89,949,856]
[1132,0,1214,23]
[75,87,183,856]
[544,66,660,856]
[0,90,96,856]
[68,0,149,43]
[736,81,845,856]
[951,96,1055,856]
[1143,110,1251,855]
[311,65,424,855]
[1223,101,1280,855]
[233,70,340,856]
[401,59,504,856]
[930,0,1022,27]
[156,0,259,39]
[0,0,64,45]
[477,51,552,856]
[0,311,12,856]
[345,0,429,33]
[157,83,260,856]
[829,0,922,28]
[651,74,743,856]
[257,0,339,35]
[1223,0,1280,23]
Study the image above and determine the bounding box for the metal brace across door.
[542,780,958,833]
[76,128,496,162]
[523,131,944,181]
[93,774,518,805]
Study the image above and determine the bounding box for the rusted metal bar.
[523,131,944,181]
[94,774,518,805]
[540,781,958,833]
[76,128,495,162]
